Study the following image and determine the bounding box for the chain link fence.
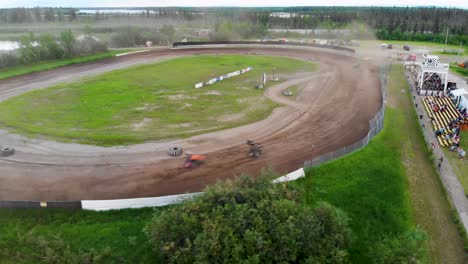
[304,63,390,168]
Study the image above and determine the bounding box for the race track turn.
[0,47,382,200]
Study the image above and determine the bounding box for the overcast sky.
[1,0,467,9]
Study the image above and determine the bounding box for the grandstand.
[421,95,466,147]
[404,55,451,94]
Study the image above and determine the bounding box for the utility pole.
[456,42,463,63]
[444,27,449,50]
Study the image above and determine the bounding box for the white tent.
[450,89,468,110]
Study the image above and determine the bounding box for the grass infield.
[0,54,316,146]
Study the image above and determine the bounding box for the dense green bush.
[110,26,145,47]
[210,21,267,41]
[1,30,108,69]
[0,51,20,68]
[146,175,352,263]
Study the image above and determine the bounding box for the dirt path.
[0,47,382,200]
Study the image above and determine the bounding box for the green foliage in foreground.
[147,175,352,264]
[0,208,156,263]
[0,55,316,145]
[0,50,129,80]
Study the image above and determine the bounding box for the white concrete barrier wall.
[82,192,203,211]
[83,168,306,211]
[115,50,150,57]
[272,168,305,183]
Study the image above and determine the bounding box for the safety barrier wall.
[303,62,389,168]
[0,168,305,210]
[0,200,82,209]
[173,41,356,53]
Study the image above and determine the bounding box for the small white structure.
[406,55,450,93]
[272,168,305,183]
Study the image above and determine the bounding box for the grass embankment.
[0,55,316,146]
[0,50,133,80]
[449,63,468,78]
[295,64,467,263]
[433,50,465,56]
[443,130,468,195]
[0,208,156,263]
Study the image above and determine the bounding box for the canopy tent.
[449,89,468,110]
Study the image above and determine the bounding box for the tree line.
[0,30,106,68]
[0,7,466,46]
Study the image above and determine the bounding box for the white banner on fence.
[194,67,252,88]
[82,192,203,211]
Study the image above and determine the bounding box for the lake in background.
[0,41,20,51]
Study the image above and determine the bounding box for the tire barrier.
[173,41,355,54]
[168,146,183,156]
[282,90,293,96]
[0,147,15,157]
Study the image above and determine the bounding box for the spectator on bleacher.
[458,148,465,160]
[444,134,451,141]
[435,127,445,136]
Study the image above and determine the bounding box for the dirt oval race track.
[0,47,382,200]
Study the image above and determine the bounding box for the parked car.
[403,44,410,51]
[407,54,417,61]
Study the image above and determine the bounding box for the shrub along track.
[0,47,382,200]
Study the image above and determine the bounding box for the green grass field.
[0,208,157,263]
[433,50,465,56]
[449,63,468,77]
[0,50,136,80]
[0,55,316,146]
[294,64,467,263]
[444,131,468,195]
